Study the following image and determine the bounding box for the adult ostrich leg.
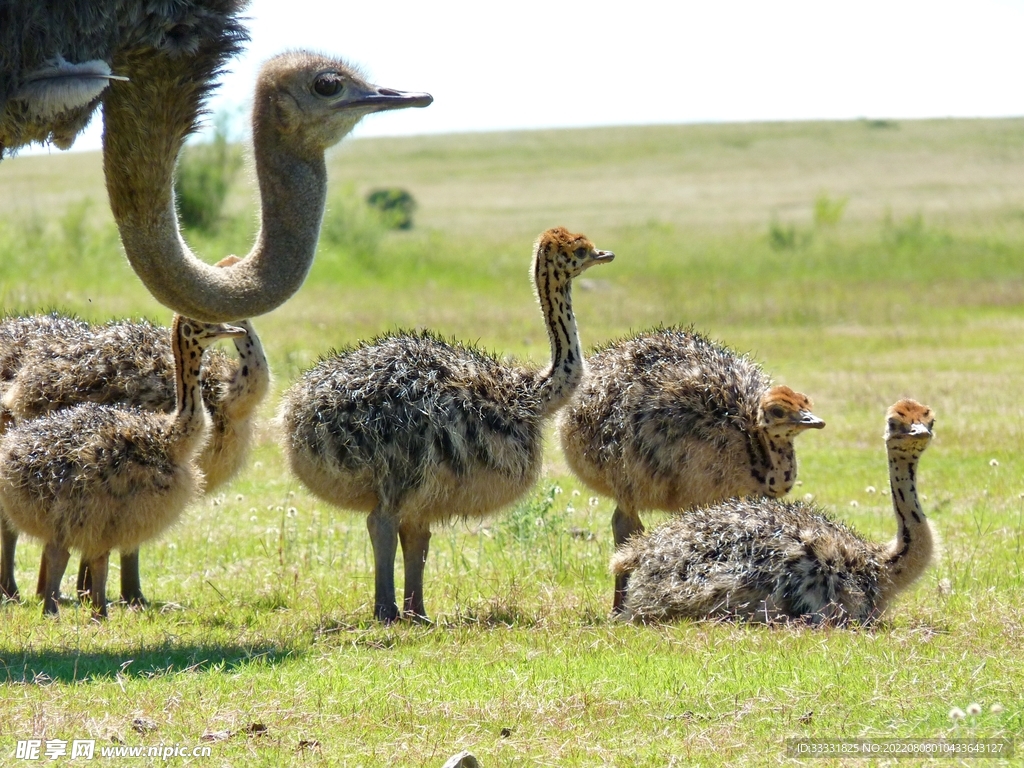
[103,48,432,323]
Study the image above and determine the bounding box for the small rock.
[442,751,480,768]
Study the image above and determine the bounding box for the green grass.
[1,118,1023,765]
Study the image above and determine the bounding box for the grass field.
[1,118,1023,766]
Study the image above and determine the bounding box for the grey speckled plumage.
[0,312,268,604]
[280,227,614,622]
[4,316,269,488]
[0,316,245,618]
[612,498,884,624]
[285,329,545,515]
[0,311,88,395]
[612,399,936,625]
[0,0,248,155]
[557,324,824,611]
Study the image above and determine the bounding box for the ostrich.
[2,315,80,597]
[0,293,269,604]
[0,316,245,618]
[1,312,89,427]
[3,5,432,321]
[611,399,936,625]
[279,227,615,622]
[1,312,92,598]
[557,325,825,611]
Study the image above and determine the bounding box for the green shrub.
[365,187,417,230]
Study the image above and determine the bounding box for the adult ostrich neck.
[102,53,323,323]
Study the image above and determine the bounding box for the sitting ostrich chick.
[557,325,825,611]
[0,316,245,618]
[0,261,270,605]
[612,399,936,625]
[280,227,614,622]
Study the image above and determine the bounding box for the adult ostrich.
[0,0,247,321]
[1,2,432,322]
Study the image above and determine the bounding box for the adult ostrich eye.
[313,74,344,97]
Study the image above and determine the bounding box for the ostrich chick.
[280,227,614,622]
[1,312,90,598]
[0,264,269,604]
[557,326,825,611]
[612,399,936,625]
[0,316,245,618]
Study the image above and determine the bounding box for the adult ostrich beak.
[344,85,433,114]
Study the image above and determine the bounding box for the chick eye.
[888,418,900,431]
[313,74,343,97]
[574,246,589,259]
[769,406,786,419]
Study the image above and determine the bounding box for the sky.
[23,0,1024,153]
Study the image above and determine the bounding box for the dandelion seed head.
[967,703,982,716]
[949,707,965,721]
